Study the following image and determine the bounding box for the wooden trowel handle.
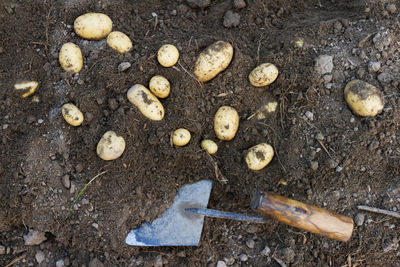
[251,191,354,242]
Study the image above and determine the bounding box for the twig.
[256,34,264,66]
[258,122,287,172]
[177,61,202,87]
[316,139,332,158]
[273,257,287,267]
[206,153,227,184]
[5,254,26,267]
[357,205,400,219]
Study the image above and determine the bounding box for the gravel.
[261,246,271,256]
[315,55,334,75]
[118,62,131,72]
[377,72,393,83]
[0,245,5,255]
[325,158,339,169]
[310,161,319,171]
[368,61,381,72]
[233,0,246,9]
[239,254,248,262]
[62,174,71,189]
[223,11,240,28]
[24,229,47,245]
[246,238,255,249]
[217,260,227,267]
[35,250,45,264]
[355,213,365,226]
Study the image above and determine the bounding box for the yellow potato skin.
[201,139,218,154]
[107,31,132,54]
[245,143,274,171]
[194,41,233,82]
[249,63,279,87]
[149,75,170,98]
[14,81,38,98]
[127,84,165,121]
[74,13,113,40]
[172,128,191,146]
[344,79,384,117]
[59,43,83,74]
[96,131,126,160]
[157,44,179,67]
[214,106,239,141]
[62,103,84,126]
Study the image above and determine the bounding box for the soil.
[1,0,400,266]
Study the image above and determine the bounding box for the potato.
[14,81,38,98]
[59,43,83,74]
[214,106,239,141]
[149,75,170,98]
[344,79,384,117]
[106,31,132,54]
[157,44,179,67]
[74,13,112,40]
[62,103,84,126]
[172,128,191,146]
[245,143,274,171]
[127,84,165,121]
[201,139,218,154]
[194,41,233,82]
[96,131,126,160]
[255,101,278,120]
[248,63,279,87]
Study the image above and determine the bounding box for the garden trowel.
[125,180,353,246]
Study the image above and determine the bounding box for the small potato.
[245,143,274,171]
[201,139,218,154]
[14,81,38,98]
[255,101,278,120]
[74,13,113,40]
[172,128,191,146]
[214,106,239,141]
[107,31,132,54]
[248,63,279,87]
[149,75,170,98]
[127,84,165,121]
[96,131,126,160]
[194,41,233,82]
[344,79,384,117]
[157,44,179,67]
[62,103,84,126]
[59,43,83,74]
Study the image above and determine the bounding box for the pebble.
[335,166,343,172]
[233,0,246,9]
[325,158,338,169]
[305,111,314,121]
[333,20,342,33]
[62,175,71,189]
[154,255,163,267]
[186,0,211,8]
[108,98,119,111]
[224,256,235,265]
[261,246,271,256]
[118,62,131,72]
[315,55,333,75]
[27,115,36,124]
[75,163,83,173]
[177,251,186,257]
[216,260,227,267]
[85,112,94,122]
[323,74,332,83]
[239,254,248,262]
[368,61,381,72]
[246,238,255,249]
[386,4,397,14]
[89,258,104,267]
[24,229,47,245]
[0,47,4,54]
[92,223,99,230]
[56,259,65,267]
[223,11,240,28]
[310,161,319,171]
[377,72,393,83]
[355,213,365,226]
[35,250,45,264]
[315,133,324,141]
[281,247,295,263]
[0,245,5,255]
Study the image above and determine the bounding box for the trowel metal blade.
[125,179,213,246]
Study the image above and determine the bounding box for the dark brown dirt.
[1,0,399,266]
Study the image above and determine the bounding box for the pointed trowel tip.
[250,190,263,210]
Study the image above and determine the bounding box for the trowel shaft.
[185,208,269,223]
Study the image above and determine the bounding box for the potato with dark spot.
[96,131,125,160]
[214,106,239,141]
[62,103,84,126]
[149,75,170,98]
[74,13,112,40]
[107,31,132,54]
[245,143,274,170]
[201,139,218,154]
[344,79,384,117]
[59,43,83,74]
[14,81,38,98]
[248,63,279,87]
[194,41,233,82]
[172,128,191,146]
[127,84,165,121]
[157,44,179,67]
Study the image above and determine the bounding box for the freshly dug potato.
[149,75,170,98]
[59,43,83,74]
[172,128,191,146]
[344,79,384,117]
[74,13,112,40]
[255,101,278,120]
[127,84,165,121]
[201,139,218,154]
[194,41,233,82]
[245,143,274,171]
[248,63,279,87]
[214,106,239,141]
[14,81,38,98]
[157,44,179,67]
[106,31,132,54]
[62,103,84,126]
[96,131,126,160]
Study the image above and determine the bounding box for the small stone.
[223,11,240,28]
[70,182,76,194]
[108,98,119,111]
[38,118,44,124]
[0,47,4,54]
[281,247,295,263]
[310,161,318,171]
[56,259,65,267]
[154,255,163,267]
[216,260,227,267]
[335,166,343,172]
[377,72,393,83]
[350,116,355,123]
[89,258,104,267]
[118,62,131,72]
[355,213,365,226]
[239,254,248,262]
[325,158,338,169]
[368,61,381,72]
[315,55,333,75]
[85,112,93,122]
[92,223,99,230]
[323,74,332,83]
[186,0,211,8]
[261,246,271,256]
[224,256,235,265]
[233,0,246,9]
[246,238,255,249]
[356,68,365,78]
[177,251,186,257]
[315,133,324,141]
[27,115,36,124]
[35,250,45,264]
[62,175,71,189]
[75,163,83,173]
[24,229,47,246]
[386,4,396,14]
[333,20,342,33]
[305,111,314,121]
[0,245,5,255]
